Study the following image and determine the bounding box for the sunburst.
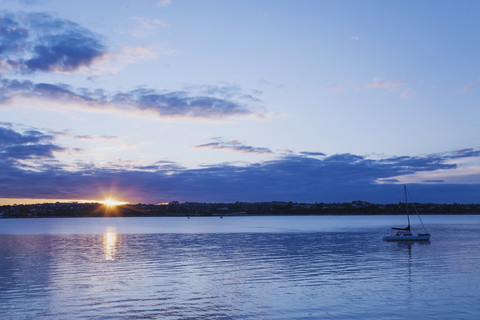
[101,198,127,207]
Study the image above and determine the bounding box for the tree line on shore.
[1,201,480,218]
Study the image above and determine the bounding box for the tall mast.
[404,185,410,229]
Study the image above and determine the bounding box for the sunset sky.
[1,0,479,205]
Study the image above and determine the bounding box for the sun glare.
[101,198,127,207]
[103,227,118,260]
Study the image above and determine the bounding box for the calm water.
[0,215,479,319]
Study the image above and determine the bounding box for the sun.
[101,198,127,207]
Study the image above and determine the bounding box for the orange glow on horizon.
[0,197,130,206]
[0,198,98,206]
[100,198,128,207]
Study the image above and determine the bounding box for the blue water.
[0,215,479,319]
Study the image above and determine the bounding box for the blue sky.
[0,0,479,204]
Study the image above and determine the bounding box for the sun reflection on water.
[103,228,118,261]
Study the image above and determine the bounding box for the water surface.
[0,215,479,319]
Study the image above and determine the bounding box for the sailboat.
[383,186,431,242]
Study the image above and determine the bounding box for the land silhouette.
[1,201,479,218]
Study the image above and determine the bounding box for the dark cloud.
[186,84,263,104]
[0,14,29,55]
[33,82,78,98]
[1,125,479,204]
[449,148,480,159]
[155,155,477,203]
[118,88,252,118]
[377,154,456,174]
[300,151,326,157]
[4,143,63,160]
[0,78,258,118]
[0,11,105,73]
[0,79,96,105]
[0,126,52,146]
[0,125,63,168]
[196,139,272,154]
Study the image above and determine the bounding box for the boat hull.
[383,234,430,242]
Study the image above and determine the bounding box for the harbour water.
[1,215,479,319]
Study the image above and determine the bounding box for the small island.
[1,201,479,218]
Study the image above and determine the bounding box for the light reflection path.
[103,227,117,261]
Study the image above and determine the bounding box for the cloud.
[326,83,346,92]
[327,78,413,97]
[73,135,119,141]
[0,12,258,119]
[133,17,168,30]
[85,45,164,77]
[1,124,479,203]
[126,17,170,39]
[461,82,475,93]
[0,126,48,146]
[366,77,413,98]
[196,138,273,154]
[366,77,406,91]
[0,78,260,119]
[461,79,480,93]
[400,89,414,98]
[117,88,253,118]
[157,0,171,7]
[0,125,64,165]
[326,80,352,92]
[0,11,106,73]
[185,84,262,104]
[0,11,173,77]
[449,148,480,159]
[300,151,326,157]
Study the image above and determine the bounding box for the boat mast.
[411,201,429,234]
[404,185,411,229]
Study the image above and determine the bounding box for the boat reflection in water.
[103,227,118,261]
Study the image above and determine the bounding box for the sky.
[0,0,479,205]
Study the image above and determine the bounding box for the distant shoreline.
[1,201,479,218]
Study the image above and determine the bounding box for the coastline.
[2,201,480,218]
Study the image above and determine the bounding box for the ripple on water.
[0,217,479,319]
